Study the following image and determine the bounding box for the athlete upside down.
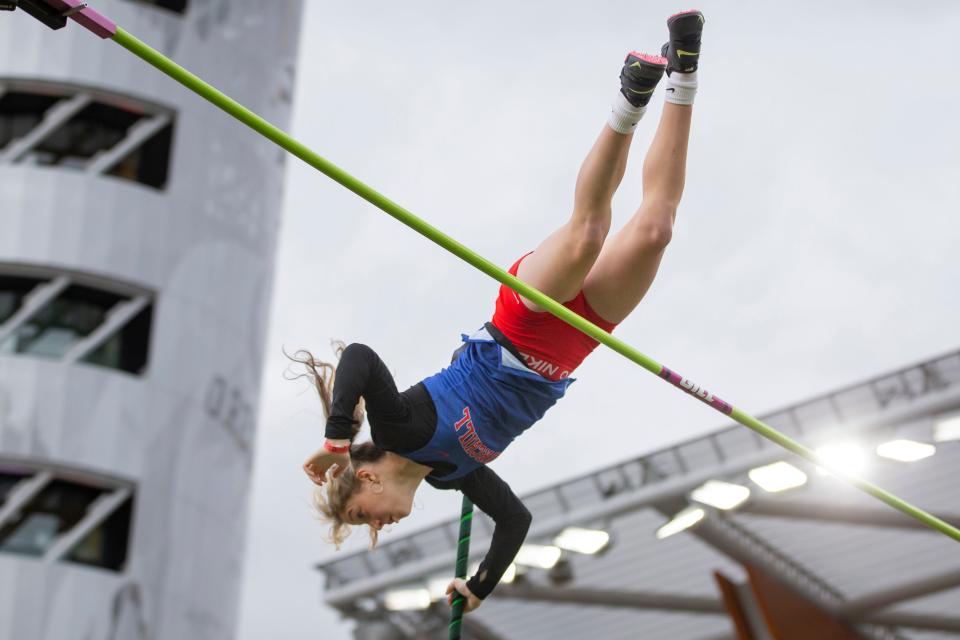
[296,9,705,613]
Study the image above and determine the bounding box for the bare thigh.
[515,219,608,310]
[582,201,674,324]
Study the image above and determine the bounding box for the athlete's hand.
[303,447,350,486]
[445,578,482,613]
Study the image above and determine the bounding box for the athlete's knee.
[630,216,673,252]
[567,216,609,259]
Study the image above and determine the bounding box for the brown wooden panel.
[745,564,865,640]
[714,570,755,640]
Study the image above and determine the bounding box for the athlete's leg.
[582,10,703,324]
[514,127,628,310]
[582,103,691,323]
[516,55,666,311]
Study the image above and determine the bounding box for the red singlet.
[491,252,618,380]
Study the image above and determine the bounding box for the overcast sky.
[236,1,960,638]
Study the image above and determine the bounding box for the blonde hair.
[286,342,383,549]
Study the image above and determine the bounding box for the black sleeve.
[430,466,531,600]
[324,343,407,441]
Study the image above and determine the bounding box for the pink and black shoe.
[619,52,668,108]
[661,9,704,75]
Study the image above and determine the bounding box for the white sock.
[607,91,647,135]
[665,71,697,106]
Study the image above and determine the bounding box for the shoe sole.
[626,51,668,67]
[668,8,704,24]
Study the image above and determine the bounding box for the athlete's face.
[344,470,414,531]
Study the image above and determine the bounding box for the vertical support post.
[449,495,473,640]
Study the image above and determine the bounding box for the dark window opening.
[0,84,176,190]
[127,0,188,14]
[106,122,174,190]
[0,275,39,324]
[0,472,26,506]
[28,102,141,168]
[0,270,154,375]
[0,479,103,556]
[8,285,124,359]
[82,303,153,375]
[67,495,133,572]
[0,91,59,150]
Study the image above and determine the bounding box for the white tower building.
[0,1,303,637]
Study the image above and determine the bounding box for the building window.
[0,91,59,150]
[67,496,133,572]
[0,462,134,572]
[0,275,36,325]
[0,471,26,504]
[0,480,102,556]
[0,267,154,376]
[0,80,175,190]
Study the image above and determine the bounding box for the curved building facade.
[0,1,303,638]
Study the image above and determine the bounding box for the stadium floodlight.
[748,461,808,493]
[876,439,936,462]
[934,414,960,442]
[690,479,751,510]
[553,527,611,555]
[655,506,705,540]
[514,544,562,569]
[384,588,431,611]
[815,441,868,476]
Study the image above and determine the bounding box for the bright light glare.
[384,588,431,611]
[815,442,868,476]
[934,414,960,442]
[513,544,562,569]
[748,461,808,493]
[876,439,936,462]
[427,577,448,601]
[690,480,751,510]
[655,506,705,540]
[553,527,610,555]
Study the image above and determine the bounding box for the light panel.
[934,414,960,442]
[427,576,449,602]
[553,527,610,555]
[513,544,562,569]
[384,588,431,611]
[876,439,936,462]
[690,479,751,510]
[815,442,868,476]
[748,461,808,493]
[655,506,705,540]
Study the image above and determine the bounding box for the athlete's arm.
[433,466,531,600]
[324,343,407,441]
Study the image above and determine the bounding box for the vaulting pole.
[11,1,960,561]
[449,497,474,640]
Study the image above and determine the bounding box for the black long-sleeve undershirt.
[324,342,529,599]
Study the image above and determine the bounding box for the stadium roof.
[318,349,960,639]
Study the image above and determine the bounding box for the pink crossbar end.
[44,0,117,38]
